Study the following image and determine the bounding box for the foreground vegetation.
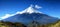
[0,20,60,27]
[0,21,26,27]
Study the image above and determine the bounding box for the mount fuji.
[1,5,59,25]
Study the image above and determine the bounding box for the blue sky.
[0,0,60,19]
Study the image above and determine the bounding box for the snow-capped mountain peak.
[19,5,42,14]
[0,5,42,20]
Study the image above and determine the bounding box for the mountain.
[1,5,59,25]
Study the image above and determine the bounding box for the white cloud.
[1,14,11,19]
[0,11,21,20]
[16,11,23,14]
[1,14,15,20]
[35,5,42,9]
